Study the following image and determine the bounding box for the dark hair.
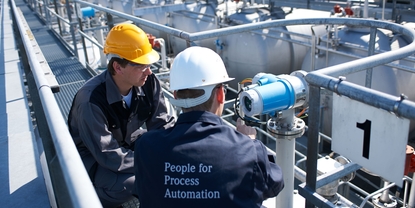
[107,58,129,75]
[175,84,222,112]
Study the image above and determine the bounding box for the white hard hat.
[169,46,234,108]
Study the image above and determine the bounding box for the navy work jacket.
[134,111,284,208]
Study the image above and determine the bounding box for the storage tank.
[134,0,180,42]
[133,1,217,54]
[220,8,329,88]
[168,1,219,55]
[301,25,415,137]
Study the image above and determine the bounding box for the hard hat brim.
[130,49,160,65]
[170,77,234,91]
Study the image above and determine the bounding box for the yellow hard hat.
[103,23,160,64]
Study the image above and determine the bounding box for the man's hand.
[236,118,257,139]
[131,128,147,142]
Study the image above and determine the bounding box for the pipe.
[155,38,167,72]
[306,74,415,121]
[402,176,412,207]
[364,0,368,18]
[359,182,396,208]
[295,166,358,207]
[95,22,107,69]
[408,174,415,208]
[275,109,296,208]
[379,180,392,203]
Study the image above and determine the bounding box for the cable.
[296,107,308,117]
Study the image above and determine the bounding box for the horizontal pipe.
[306,73,415,120]
[74,0,185,38]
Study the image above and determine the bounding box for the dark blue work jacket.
[134,111,284,208]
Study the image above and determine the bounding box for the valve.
[404,145,415,175]
[146,33,160,49]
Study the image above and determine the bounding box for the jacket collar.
[176,111,224,125]
[104,70,145,105]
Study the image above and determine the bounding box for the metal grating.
[15,0,93,121]
[55,81,85,121]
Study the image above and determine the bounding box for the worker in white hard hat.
[68,23,175,207]
[134,46,284,208]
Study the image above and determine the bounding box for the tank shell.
[221,8,329,88]
[169,2,218,55]
[137,6,169,41]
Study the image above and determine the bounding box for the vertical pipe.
[364,0,368,18]
[106,13,114,29]
[238,82,245,125]
[392,0,397,22]
[94,24,107,69]
[58,2,65,33]
[65,0,78,57]
[78,17,89,66]
[156,38,167,71]
[275,109,296,208]
[275,137,295,207]
[408,174,415,208]
[53,0,62,35]
[365,27,376,88]
[310,27,316,72]
[305,85,321,208]
[403,179,409,207]
[379,180,392,203]
[42,0,49,27]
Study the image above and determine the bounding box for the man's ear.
[216,87,224,104]
[112,61,122,74]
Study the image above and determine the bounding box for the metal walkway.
[14,0,92,119]
[0,0,50,207]
[1,0,94,206]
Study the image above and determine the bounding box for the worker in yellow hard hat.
[68,23,175,208]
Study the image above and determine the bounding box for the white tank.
[135,0,181,41]
[220,8,329,88]
[136,7,169,41]
[169,1,219,55]
[301,25,415,137]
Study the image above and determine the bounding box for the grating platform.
[14,0,93,120]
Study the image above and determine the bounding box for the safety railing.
[10,0,102,207]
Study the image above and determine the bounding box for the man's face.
[121,62,152,87]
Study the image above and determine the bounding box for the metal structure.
[5,0,415,207]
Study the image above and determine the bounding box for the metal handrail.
[10,0,102,207]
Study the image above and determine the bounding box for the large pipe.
[275,109,296,208]
[275,136,296,207]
